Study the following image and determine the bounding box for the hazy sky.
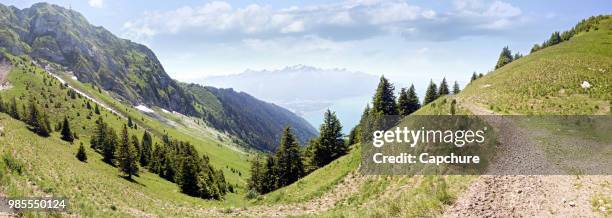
[3,0,611,86]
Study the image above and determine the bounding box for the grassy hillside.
[0,53,261,216]
[460,16,611,115]
[251,16,612,217]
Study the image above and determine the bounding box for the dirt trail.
[443,102,610,217]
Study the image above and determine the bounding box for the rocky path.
[443,102,610,217]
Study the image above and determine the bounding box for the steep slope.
[0,2,194,114]
[0,53,257,216]
[183,83,317,151]
[459,16,611,115]
[0,2,317,151]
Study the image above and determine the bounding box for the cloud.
[88,0,104,8]
[122,0,524,43]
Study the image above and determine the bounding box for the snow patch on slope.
[136,105,155,113]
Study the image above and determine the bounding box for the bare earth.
[443,102,610,217]
[0,61,12,90]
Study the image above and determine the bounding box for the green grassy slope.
[254,16,612,217]
[0,54,257,216]
[460,16,611,115]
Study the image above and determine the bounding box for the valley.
[0,1,610,217]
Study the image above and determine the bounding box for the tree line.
[354,76,461,144]
[248,109,348,195]
[531,15,606,53]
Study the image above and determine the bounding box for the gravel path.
[443,102,610,217]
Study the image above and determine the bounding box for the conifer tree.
[178,153,201,196]
[262,155,277,193]
[423,80,439,105]
[470,72,477,82]
[347,126,360,146]
[398,88,410,116]
[102,126,118,165]
[60,117,74,142]
[117,125,138,179]
[438,78,450,96]
[406,84,421,113]
[140,131,153,166]
[127,116,133,128]
[76,143,87,162]
[247,155,265,193]
[452,81,461,94]
[548,31,561,45]
[91,117,106,150]
[94,104,100,115]
[311,110,345,168]
[495,46,513,69]
[372,76,398,115]
[274,127,304,187]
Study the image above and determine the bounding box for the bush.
[245,189,259,200]
[3,154,24,175]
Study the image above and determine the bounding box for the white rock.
[581,81,591,89]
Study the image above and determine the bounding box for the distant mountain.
[0,2,316,151]
[182,84,317,151]
[202,65,379,116]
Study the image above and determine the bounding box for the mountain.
[0,2,316,151]
[181,83,317,151]
[202,65,379,116]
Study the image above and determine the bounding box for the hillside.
[182,83,317,152]
[240,15,611,217]
[0,2,316,151]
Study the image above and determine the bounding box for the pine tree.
[117,125,138,179]
[405,84,421,113]
[262,155,277,193]
[247,155,265,193]
[311,110,345,168]
[102,126,118,165]
[470,72,477,82]
[358,104,371,145]
[91,117,106,150]
[27,100,50,136]
[495,46,513,69]
[94,104,100,115]
[548,31,561,45]
[76,143,87,162]
[347,126,360,146]
[438,77,450,96]
[452,81,461,95]
[178,153,201,196]
[127,116,133,128]
[398,88,410,116]
[274,127,304,187]
[140,131,153,167]
[60,117,74,143]
[423,80,438,105]
[372,76,398,115]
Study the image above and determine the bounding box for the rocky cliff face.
[0,2,195,114]
[0,2,317,151]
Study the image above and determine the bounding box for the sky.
[2,0,611,87]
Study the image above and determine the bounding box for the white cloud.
[88,0,104,8]
[122,0,524,43]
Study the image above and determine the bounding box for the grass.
[0,54,256,216]
[258,144,361,204]
[459,16,612,115]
